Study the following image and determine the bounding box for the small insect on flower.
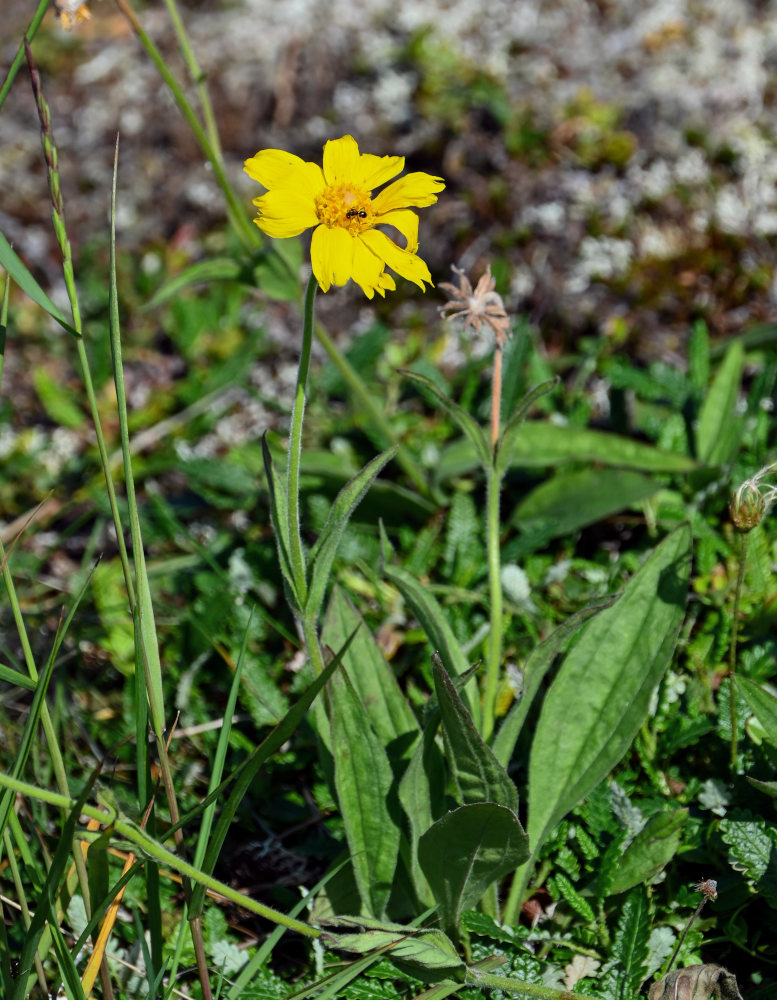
[244,134,445,299]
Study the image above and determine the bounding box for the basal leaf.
[328,668,401,918]
[322,586,419,753]
[696,339,743,465]
[526,524,691,858]
[608,809,688,896]
[431,653,518,812]
[418,803,529,936]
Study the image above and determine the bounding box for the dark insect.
[345,208,367,219]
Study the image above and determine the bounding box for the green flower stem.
[287,274,318,607]
[26,42,135,611]
[113,0,257,252]
[313,319,436,502]
[466,967,594,1000]
[729,530,748,770]
[0,771,320,939]
[482,461,503,743]
[162,0,223,162]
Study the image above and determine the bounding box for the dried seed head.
[730,461,777,531]
[439,265,512,348]
[692,877,718,900]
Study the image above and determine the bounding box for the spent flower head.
[730,461,777,531]
[54,0,94,29]
[438,265,511,347]
[244,135,444,299]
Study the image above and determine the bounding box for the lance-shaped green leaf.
[306,446,397,620]
[696,339,743,465]
[735,675,777,748]
[492,597,614,769]
[495,378,559,478]
[261,433,300,609]
[608,809,688,896]
[399,719,446,905]
[613,887,651,997]
[382,561,477,721]
[432,652,518,812]
[322,586,418,752]
[526,524,691,859]
[0,229,78,338]
[329,667,401,918]
[418,803,529,936]
[401,368,491,469]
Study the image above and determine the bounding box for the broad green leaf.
[0,229,78,337]
[492,597,614,768]
[527,524,692,857]
[418,803,529,936]
[322,586,418,752]
[735,675,777,748]
[432,653,518,812]
[613,886,651,996]
[145,257,243,309]
[608,809,688,896]
[398,723,445,905]
[512,467,662,540]
[401,368,491,469]
[382,561,477,722]
[436,423,697,482]
[306,447,397,620]
[718,815,775,882]
[696,339,743,465]
[329,667,401,917]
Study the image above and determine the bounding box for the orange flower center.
[315,185,373,233]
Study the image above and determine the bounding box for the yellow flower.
[244,135,445,299]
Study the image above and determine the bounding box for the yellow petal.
[322,135,361,186]
[311,225,355,291]
[253,189,319,237]
[351,236,385,297]
[374,208,419,252]
[356,153,405,191]
[372,172,445,213]
[245,149,307,186]
[360,229,433,290]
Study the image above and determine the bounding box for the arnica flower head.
[244,135,445,299]
[54,0,93,29]
[730,461,777,531]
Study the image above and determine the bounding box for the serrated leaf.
[526,525,692,857]
[328,668,401,918]
[718,815,775,881]
[306,447,397,620]
[552,871,595,923]
[418,803,529,936]
[432,652,518,812]
[613,886,651,995]
[608,809,688,896]
[696,339,743,465]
